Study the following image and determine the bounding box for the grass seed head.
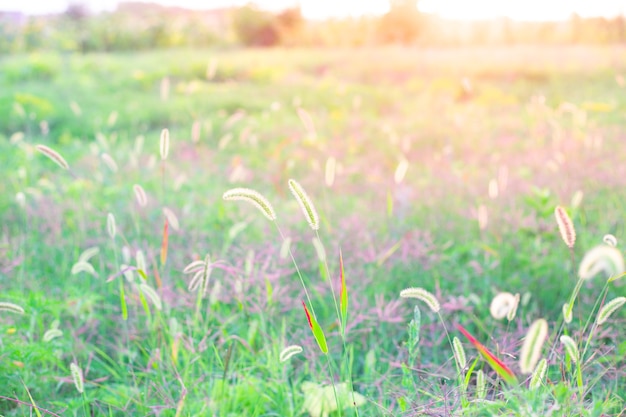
[288,179,320,230]
[223,188,277,221]
[519,318,549,374]
[400,287,440,313]
[559,335,579,363]
[70,362,84,393]
[101,153,118,172]
[603,234,618,247]
[452,336,467,370]
[562,303,573,324]
[139,283,162,310]
[476,370,486,399]
[529,358,547,390]
[578,245,625,280]
[133,184,148,207]
[279,345,303,362]
[35,144,69,170]
[43,328,63,342]
[0,301,25,314]
[160,128,170,160]
[106,213,116,239]
[555,206,576,248]
[489,292,517,320]
[596,296,626,325]
[163,207,180,231]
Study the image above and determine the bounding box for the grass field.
[1,45,626,416]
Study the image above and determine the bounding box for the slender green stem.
[325,353,343,417]
[274,223,316,318]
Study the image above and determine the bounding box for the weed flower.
[223,188,277,221]
[101,153,118,172]
[578,245,624,280]
[288,179,319,230]
[70,362,84,393]
[559,335,579,363]
[476,370,486,399]
[519,318,548,374]
[43,328,63,342]
[394,158,409,184]
[279,345,303,362]
[163,207,180,231]
[160,128,170,160]
[78,247,99,263]
[107,213,116,239]
[0,301,25,314]
[136,250,146,274]
[489,292,517,320]
[554,206,576,248]
[562,303,573,324]
[596,296,626,325]
[507,293,520,321]
[71,261,96,276]
[139,283,162,311]
[529,358,547,390]
[452,336,467,369]
[400,287,440,313]
[35,144,69,170]
[133,184,148,207]
[603,234,617,247]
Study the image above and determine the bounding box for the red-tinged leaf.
[302,300,313,329]
[302,300,328,354]
[339,249,348,331]
[153,258,162,289]
[456,324,518,386]
[160,217,169,266]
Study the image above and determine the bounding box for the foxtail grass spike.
[223,188,276,221]
[529,358,547,390]
[279,345,303,362]
[507,293,520,321]
[70,362,84,393]
[139,283,162,311]
[559,335,579,363]
[400,287,440,313]
[452,337,467,370]
[519,319,548,374]
[476,370,486,399]
[596,296,626,325]
[0,302,25,314]
[288,179,319,230]
[133,184,148,207]
[35,144,69,170]
[107,213,116,239]
[490,292,517,320]
[555,206,576,248]
[160,128,170,160]
[562,303,573,324]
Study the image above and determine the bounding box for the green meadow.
[1,45,626,416]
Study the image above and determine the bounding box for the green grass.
[1,45,625,416]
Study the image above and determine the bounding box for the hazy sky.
[1,0,624,21]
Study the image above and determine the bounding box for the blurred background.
[1,0,625,50]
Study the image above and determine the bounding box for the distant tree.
[377,0,421,44]
[275,7,304,45]
[232,4,279,47]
